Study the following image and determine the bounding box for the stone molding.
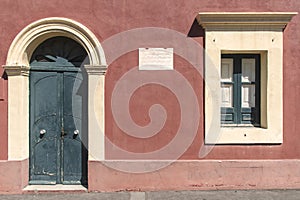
[3,65,30,76]
[197,12,299,144]
[5,17,107,67]
[84,65,107,75]
[197,12,298,31]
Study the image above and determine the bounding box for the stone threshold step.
[23,184,87,193]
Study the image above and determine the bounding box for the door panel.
[62,72,87,184]
[30,72,59,184]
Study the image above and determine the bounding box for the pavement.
[0,190,300,200]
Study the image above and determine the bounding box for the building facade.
[0,0,300,193]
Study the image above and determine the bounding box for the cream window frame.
[197,12,297,144]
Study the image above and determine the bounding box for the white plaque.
[139,48,173,70]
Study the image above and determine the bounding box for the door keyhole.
[61,127,67,137]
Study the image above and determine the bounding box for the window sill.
[205,126,282,144]
[221,124,260,128]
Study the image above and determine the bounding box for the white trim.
[84,65,106,161]
[6,17,106,66]
[4,17,106,161]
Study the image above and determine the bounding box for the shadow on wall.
[188,19,205,37]
[1,71,7,80]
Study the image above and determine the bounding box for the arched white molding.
[6,17,106,67]
[4,17,106,161]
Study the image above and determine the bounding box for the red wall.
[0,67,7,160]
[0,0,300,160]
[0,159,28,194]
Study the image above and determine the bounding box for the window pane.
[242,84,255,108]
[221,84,233,107]
[221,58,233,82]
[242,58,255,82]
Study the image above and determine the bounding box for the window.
[197,12,297,144]
[221,54,260,126]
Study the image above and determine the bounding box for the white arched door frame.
[4,17,106,162]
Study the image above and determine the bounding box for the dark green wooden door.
[30,70,87,185]
[29,37,88,185]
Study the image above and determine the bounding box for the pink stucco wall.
[89,160,300,192]
[0,67,7,160]
[0,160,28,194]
[0,0,299,160]
[0,0,300,192]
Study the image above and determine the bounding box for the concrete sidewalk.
[0,190,300,200]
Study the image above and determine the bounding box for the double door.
[29,70,87,185]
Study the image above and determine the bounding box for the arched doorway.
[29,36,88,185]
[4,18,107,189]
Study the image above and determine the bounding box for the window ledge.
[221,124,261,128]
[223,127,281,144]
[205,126,282,144]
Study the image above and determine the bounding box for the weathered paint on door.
[29,37,88,185]
[30,70,87,185]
